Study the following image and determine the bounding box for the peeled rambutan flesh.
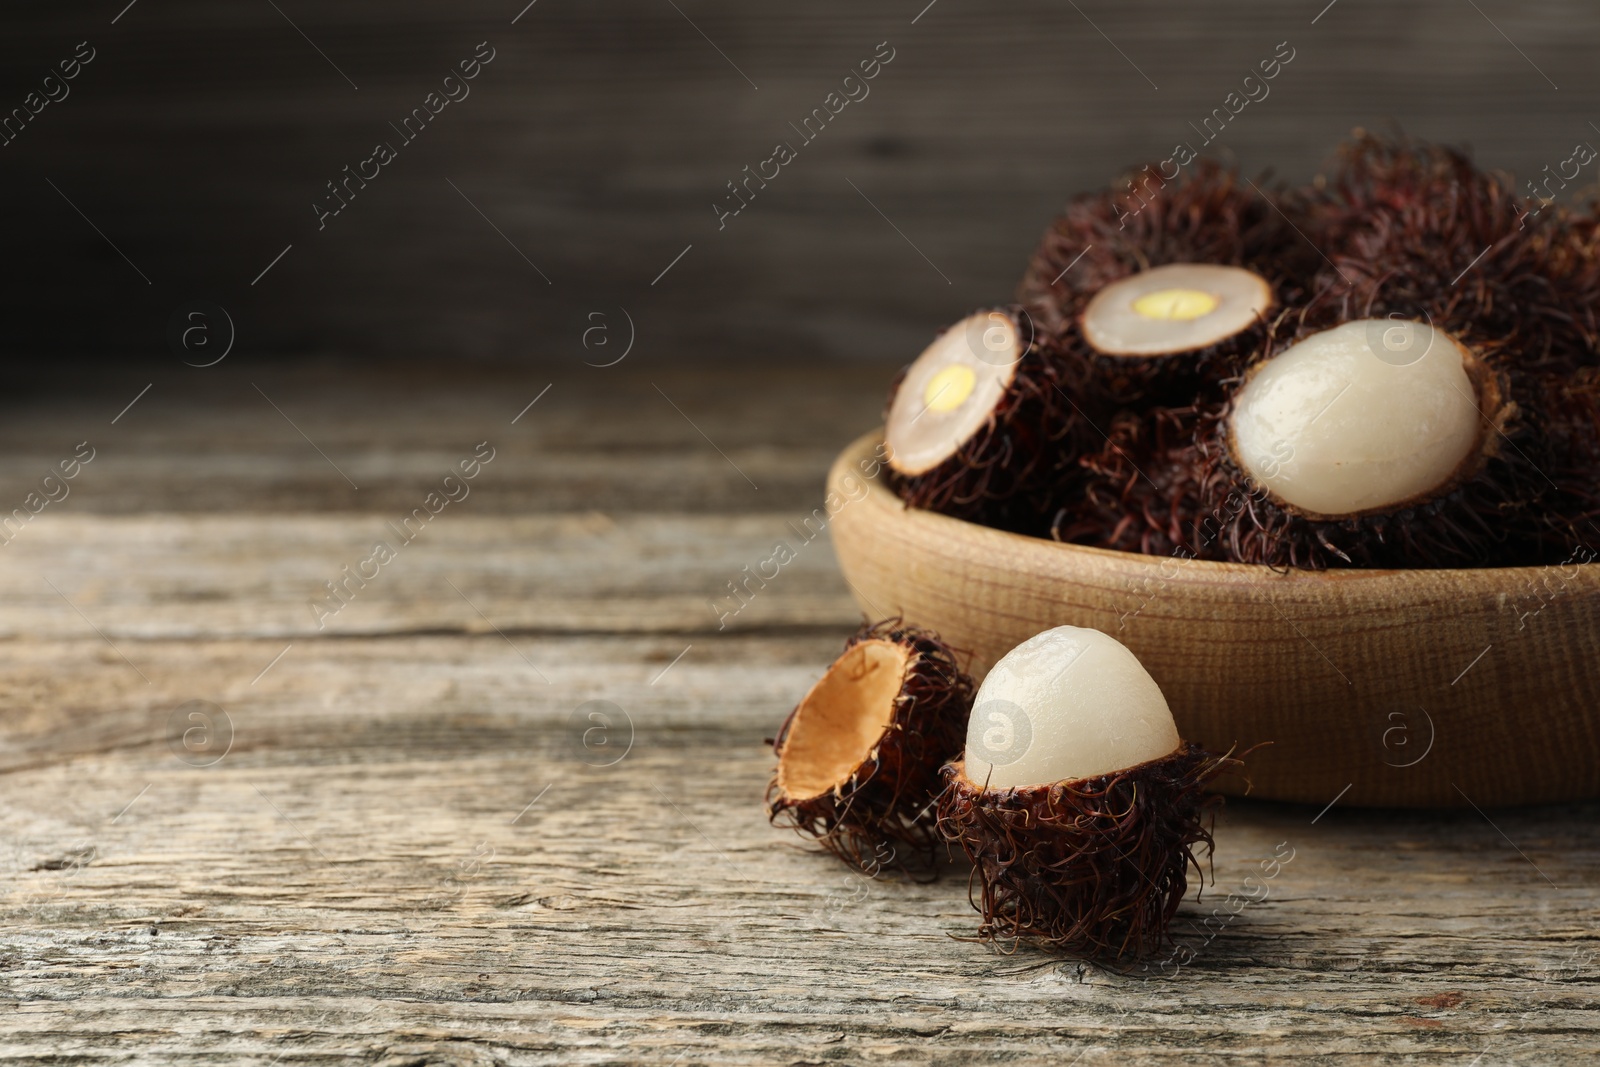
[1072,262,1277,408]
[1233,319,1493,517]
[768,620,974,872]
[883,307,1096,533]
[1019,159,1311,324]
[1196,317,1547,568]
[938,626,1243,960]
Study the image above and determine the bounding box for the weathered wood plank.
[1,630,1597,1062]
[0,362,1596,1062]
[0,513,859,639]
[0,362,891,516]
[7,1,1600,361]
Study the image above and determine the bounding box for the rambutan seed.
[1081,263,1274,361]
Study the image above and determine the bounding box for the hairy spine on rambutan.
[767,619,974,873]
[939,745,1241,960]
[935,625,1250,960]
[1308,131,1600,376]
[883,307,1099,536]
[1049,404,1212,557]
[1516,366,1600,555]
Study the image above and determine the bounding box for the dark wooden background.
[4,0,1599,366]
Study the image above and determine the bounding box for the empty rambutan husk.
[939,744,1241,960]
[883,307,1098,534]
[935,625,1248,960]
[767,619,974,873]
[1016,160,1317,408]
[1194,315,1554,569]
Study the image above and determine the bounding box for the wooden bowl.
[828,431,1600,807]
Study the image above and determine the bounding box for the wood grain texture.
[828,433,1600,809]
[6,1,1600,364]
[0,360,890,516]
[1,365,1597,1064]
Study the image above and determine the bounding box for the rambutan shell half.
[937,743,1244,960]
[768,620,974,872]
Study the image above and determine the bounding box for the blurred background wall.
[3,0,1597,367]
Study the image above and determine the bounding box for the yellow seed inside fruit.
[922,364,977,412]
[1132,288,1220,321]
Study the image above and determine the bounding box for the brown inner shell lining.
[775,640,912,800]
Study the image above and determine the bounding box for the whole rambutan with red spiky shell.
[1049,402,1213,558]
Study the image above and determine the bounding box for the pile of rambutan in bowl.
[827,132,1600,810]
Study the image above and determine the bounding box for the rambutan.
[937,626,1245,959]
[1049,402,1214,558]
[768,620,974,872]
[1017,160,1314,408]
[883,307,1096,533]
[1518,365,1600,553]
[1171,135,1600,568]
[1307,130,1600,374]
[1193,317,1546,568]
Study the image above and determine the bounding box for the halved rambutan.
[1194,316,1548,568]
[883,307,1096,533]
[768,620,974,872]
[1020,160,1310,320]
[1073,262,1277,408]
[937,625,1245,959]
[1017,160,1314,408]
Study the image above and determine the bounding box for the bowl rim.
[834,429,1600,585]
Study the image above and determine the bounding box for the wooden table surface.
[2,361,1596,1065]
